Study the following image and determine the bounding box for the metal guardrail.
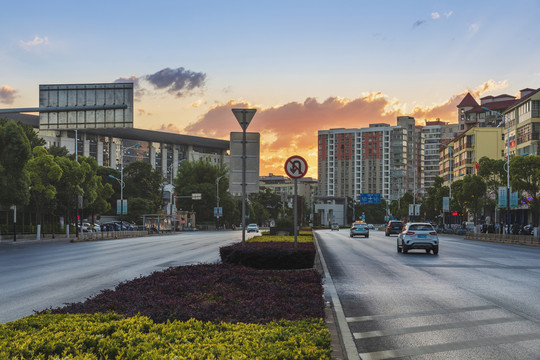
[465,232,540,246]
[76,230,148,242]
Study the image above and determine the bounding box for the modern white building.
[3,113,229,181]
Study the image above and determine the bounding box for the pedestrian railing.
[465,232,540,246]
[77,230,148,242]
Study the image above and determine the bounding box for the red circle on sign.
[284,155,308,179]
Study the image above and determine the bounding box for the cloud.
[115,67,206,99]
[137,108,152,116]
[145,67,206,97]
[0,85,17,104]
[114,76,146,99]
[413,10,452,29]
[413,20,426,28]
[179,81,504,177]
[20,36,50,50]
[469,23,480,33]
[155,123,182,134]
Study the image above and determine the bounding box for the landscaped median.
[0,230,332,359]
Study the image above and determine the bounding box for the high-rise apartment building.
[422,120,459,189]
[318,122,408,203]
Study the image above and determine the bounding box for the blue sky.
[1,0,539,176]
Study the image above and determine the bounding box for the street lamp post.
[110,143,140,227]
[216,173,228,229]
[482,107,510,234]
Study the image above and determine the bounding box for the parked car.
[331,223,340,231]
[385,220,404,236]
[246,224,259,233]
[397,222,439,254]
[350,223,369,238]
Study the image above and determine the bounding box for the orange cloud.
[177,81,505,178]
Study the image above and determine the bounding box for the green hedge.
[0,313,331,360]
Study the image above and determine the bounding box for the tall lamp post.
[216,173,228,229]
[482,107,510,234]
[110,143,140,226]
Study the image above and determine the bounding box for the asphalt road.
[0,231,245,324]
[315,228,540,360]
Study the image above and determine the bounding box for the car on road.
[385,220,404,236]
[350,223,369,238]
[397,222,439,254]
[366,223,375,229]
[246,223,259,233]
[331,223,340,231]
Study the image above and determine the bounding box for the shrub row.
[1,313,331,359]
[41,263,325,324]
[220,241,316,269]
[250,234,313,243]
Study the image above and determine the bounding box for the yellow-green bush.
[0,313,331,360]
[249,234,313,243]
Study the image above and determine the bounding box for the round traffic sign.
[284,155,308,179]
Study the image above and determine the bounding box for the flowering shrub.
[41,263,325,324]
[220,242,316,269]
[1,313,331,359]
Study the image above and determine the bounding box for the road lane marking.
[359,332,540,360]
[314,234,361,360]
[354,316,522,339]
[347,305,497,322]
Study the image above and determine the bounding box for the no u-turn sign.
[284,155,308,179]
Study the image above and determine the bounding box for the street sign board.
[232,108,257,131]
[408,204,421,216]
[443,197,449,212]
[116,199,128,214]
[229,132,260,194]
[284,155,308,179]
[359,193,381,204]
[192,193,202,200]
[214,207,223,217]
[498,187,507,207]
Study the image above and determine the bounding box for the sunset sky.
[1,1,539,178]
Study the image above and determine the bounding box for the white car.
[397,222,439,255]
[247,224,259,233]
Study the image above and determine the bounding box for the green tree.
[389,193,412,221]
[477,156,506,217]
[0,118,45,149]
[27,146,63,233]
[47,144,70,158]
[421,176,449,224]
[54,156,85,228]
[123,161,163,215]
[249,187,281,224]
[452,175,486,224]
[174,159,228,223]
[78,156,114,223]
[510,155,540,226]
[0,120,32,208]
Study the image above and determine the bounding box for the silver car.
[397,222,439,254]
[350,223,369,238]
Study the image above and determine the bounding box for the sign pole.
[284,155,308,249]
[294,179,298,248]
[242,116,247,245]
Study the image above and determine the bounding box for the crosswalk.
[348,305,540,359]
